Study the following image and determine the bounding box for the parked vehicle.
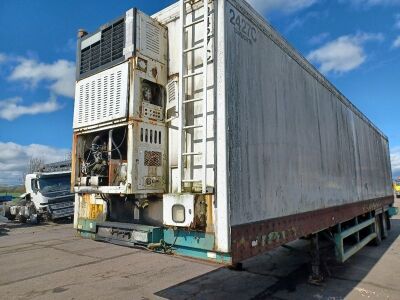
[0,195,13,203]
[3,161,74,223]
[72,0,395,267]
[394,178,400,198]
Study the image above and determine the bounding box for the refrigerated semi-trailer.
[72,0,394,265]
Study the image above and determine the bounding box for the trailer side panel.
[225,0,393,229]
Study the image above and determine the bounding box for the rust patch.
[151,67,158,78]
[231,196,394,264]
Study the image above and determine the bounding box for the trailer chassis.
[231,196,394,264]
[76,196,395,268]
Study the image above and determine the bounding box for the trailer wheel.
[372,216,382,246]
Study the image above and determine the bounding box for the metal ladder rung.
[184,44,205,53]
[183,0,204,4]
[183,124,203,129]
[182,179,202,183]
[178,0,211,194]
[183,97,203,104]
[183,70,203,78]
[197,34,214,43]
[182,152,202,156]
[184,18,204,29]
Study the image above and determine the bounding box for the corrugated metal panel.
[225,0,392,226]
[73,62,129,129]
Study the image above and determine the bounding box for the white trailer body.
[73,0,393,264]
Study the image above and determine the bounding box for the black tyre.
[17,215,27,223]
[3,206,16,221]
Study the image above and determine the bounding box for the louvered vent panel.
[145,22,160,56]
[73,62,129,129]
[166,80,178,118]
[79,18,125,78]
[167,81,177,103]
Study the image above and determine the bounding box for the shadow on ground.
[0,223,10,237]
[0,217,73,237]
[155,219,400,300]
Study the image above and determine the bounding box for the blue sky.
[0,0,399,184]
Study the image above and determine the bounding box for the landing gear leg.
[309,233,324,285]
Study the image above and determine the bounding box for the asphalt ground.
[0,198,399,300]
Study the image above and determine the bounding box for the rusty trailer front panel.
[231,196,394,264]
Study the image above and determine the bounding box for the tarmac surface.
[0,198,399,300]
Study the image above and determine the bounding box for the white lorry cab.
[3,162,74,223]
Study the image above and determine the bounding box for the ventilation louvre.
[145,22,161,57]
[73,63,129,129]
[79,18,125,79]
[166,79,179,119]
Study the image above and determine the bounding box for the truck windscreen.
[39,176,71,195]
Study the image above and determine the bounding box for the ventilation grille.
[145,22,161,57]
[79,18,125,77]
[144,151,162,166]
[166,80,178,119]
[167,80,177,104]
[140,128,162,144]
[73,62,129,129]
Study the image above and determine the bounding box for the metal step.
[183,70,204,78]
[184,18,204,29]
[183,124,203,129]
[183,97,203,104]
[184,44,204,53]
[96,222,163,245]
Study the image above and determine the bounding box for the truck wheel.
[372,216,382,246]
[3,206,15,221]
[17,215,27,223]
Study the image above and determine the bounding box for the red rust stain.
[231,196,393,264]
[151,67,158,78]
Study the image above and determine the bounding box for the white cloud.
[285,11,323,33]
[0,53,6,64]
[0,95,62,121]
[393,36,400,48]
[391,147,400,177]
[309,32,331,45]
[344,0,400,7]
[395,14,400,29]
[307,32,384,74]
[246,0,317,14]
[9,58,75,98]
[0,142,70,185]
